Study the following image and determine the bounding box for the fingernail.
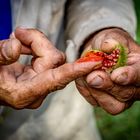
[101,39,118,53]
[90,76,103,87]
[1,40,12,60]
[104,38,118,45]
[116,72,128,84]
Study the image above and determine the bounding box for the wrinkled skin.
[0,27,102,109]
[76,28,140,115]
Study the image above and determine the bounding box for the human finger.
[10,31,32,54]
[86,70,140,102]
[0,38,21,65]
[76,77,128,115]
[15,27,65,72]
[86,70,112,88]
[75,78,98,106]
[28,61,102,96]
[111,53,140,85]
[89,88,130,115]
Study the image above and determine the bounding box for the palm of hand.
[0,28,65,109]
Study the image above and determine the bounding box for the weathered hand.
[0,27,101,109]
[76,28,140,115]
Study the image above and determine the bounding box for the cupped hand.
[0,27,102,109]
[76,28,140,115]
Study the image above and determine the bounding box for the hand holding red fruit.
[77,44,127,72]
[76,28,140,115]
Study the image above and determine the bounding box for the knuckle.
[48,51,66,68]
[106,84,116,93]
[117,87,136,102]
[106,85,136,102]
[29,28,47,41]
[54,51,66,65]
[50,69,67,90]
[124,87,136,101]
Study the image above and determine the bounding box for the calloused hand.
[0,27,102,109]
[76,28,140,115]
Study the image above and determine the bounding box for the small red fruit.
[77,44,127,72]
[77,51,104,63]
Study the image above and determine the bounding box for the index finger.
[29,60,102,94]
[14,27,65,71]
[0,39,21,65]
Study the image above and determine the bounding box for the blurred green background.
[94,1,140,139]
[95,102,140,140]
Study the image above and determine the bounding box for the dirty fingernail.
[101,39,118,53]
[116,72,128,84]
[89,76,103,87]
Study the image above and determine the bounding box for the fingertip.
[111,66,137,85]
[10,38,22,60]
[101,38,118,53]
[105,101,126,115]
[75,60,102,75]
[86,71,112,88]
[1,39,21,64]
[86,73,104,88]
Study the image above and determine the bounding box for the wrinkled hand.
[76,28,140,115]
[0,27,101,109]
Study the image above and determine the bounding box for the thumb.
[91,28,129,53]
[0,38,21,65]
[101,38,119,53]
